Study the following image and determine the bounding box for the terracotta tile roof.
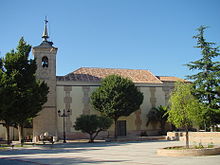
[57,67,162,84]
[156,76,187,82]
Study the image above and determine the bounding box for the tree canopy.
[167,82,203,148]
[186,26,220,127]
[74,114,112,142]
[91,75,143,138]
[146,105,168,134]
[0,57,17,144]
[0,37,49,144]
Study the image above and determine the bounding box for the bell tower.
[32,18,58,142]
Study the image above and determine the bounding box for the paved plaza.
[0,140,220,165]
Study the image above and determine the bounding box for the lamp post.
[58,109,70,143]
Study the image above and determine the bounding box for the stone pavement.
[0,140,220,165]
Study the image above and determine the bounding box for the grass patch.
[166,146,187,150]
[0,143,34,149]
[0,144,11,147]
[0,144,11,150]
[165,143,215,150]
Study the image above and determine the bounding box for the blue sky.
[0,0,220,78]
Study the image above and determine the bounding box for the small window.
[42,56,48,68]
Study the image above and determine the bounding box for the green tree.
[74,114,112,143]
[0,37,49,144]
[167,82,203,148]
[0,60,17,144]
[146,105,168,135]
[91,75,143,138]
[186,26,220,128]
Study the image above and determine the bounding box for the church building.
[0,20,185,142]
[31,20,186,142]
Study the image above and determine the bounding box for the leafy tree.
[186,26,220,128]
[167,82,203,148]
[146,105,168,135]
[74,114,112,143]
[0,37,49,144]
[91,75,143,138]
[0,61,17,144]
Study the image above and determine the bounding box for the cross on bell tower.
[42,17,49,41]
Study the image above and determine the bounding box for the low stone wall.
[157,146,220,156]
[167,132,220,144]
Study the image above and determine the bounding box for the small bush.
[194,142,204,149]
[208,142,214,148]
[74,114,113,143]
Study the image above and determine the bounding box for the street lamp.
[58,109,70,143]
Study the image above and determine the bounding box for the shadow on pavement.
[0,140,170,165]
[0,156,128,165]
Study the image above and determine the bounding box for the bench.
[39,135,54,144]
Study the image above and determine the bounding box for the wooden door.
[117,120,126,136]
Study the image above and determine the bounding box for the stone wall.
[56,81,168,139]
[167,132,220,144]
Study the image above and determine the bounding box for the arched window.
[42,56,49,68]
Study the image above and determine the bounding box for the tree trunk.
[114,119,117,140]
[204,121,207,131]
[89,133,94,143]
[185,127,189,149]
[160,121,165,135]
[18,124,24,146]
[6,125,10,145]
[92,130,102,142]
